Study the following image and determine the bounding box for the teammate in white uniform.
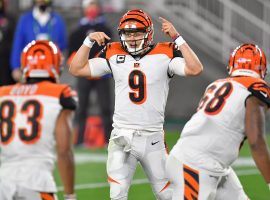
[0,41,77,200]
[69,9,203,200]
[166,43,270,200]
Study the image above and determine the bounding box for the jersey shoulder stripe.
[229,76,270,107]
[229,76,266,88]
[0,82,75,99]
[37,82,69,98]
[0,84,15,96]
[148,42,174,58]
[105,42,127,59]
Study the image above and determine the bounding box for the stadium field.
[55,132,270,200]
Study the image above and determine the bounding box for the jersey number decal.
[0,100,43,145]
[129,70,147,104]
[197,82,233,115]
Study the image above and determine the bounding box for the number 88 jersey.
[88,42,186,132]
[173,76,270,173]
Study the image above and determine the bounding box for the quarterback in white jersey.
[0,41,77,200]
[70,9,203,200]
[167,44,270,200]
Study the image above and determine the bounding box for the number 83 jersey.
[0,81,77,192]
[89,42,186,131]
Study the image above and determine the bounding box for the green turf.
[55,132,270,199]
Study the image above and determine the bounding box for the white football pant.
[0,179,58,200]
[107,129,172,200]
[166,154,249,200]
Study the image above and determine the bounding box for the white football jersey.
[171,76,270,175]
[0,81,77,192]
[89,42,186,132]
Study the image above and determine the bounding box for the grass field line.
[75,153,256,167]
[57,168,259,192]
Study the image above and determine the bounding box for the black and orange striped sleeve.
[95,45,108,59]
[248,82,270,107]
[60,85,77,110]
[172,42,183,58]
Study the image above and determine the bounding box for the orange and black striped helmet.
[228,43,267,79]
[21,40,62,82]
[118,9,154,55]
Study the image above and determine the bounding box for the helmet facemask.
[119,27,151,56]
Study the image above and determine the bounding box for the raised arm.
[69,32,111,77]
[245,96,270,187]
[160,17,203,76]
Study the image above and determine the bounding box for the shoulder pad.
[248,82,270,107]
[148,42,174,58]
[104,42,127,59]
[60,85,78,110]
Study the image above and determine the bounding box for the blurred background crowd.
[1,0,270,147]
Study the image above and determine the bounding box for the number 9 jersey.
[0,81,77,192]
[170,76,270,175]
[88,42,186,131]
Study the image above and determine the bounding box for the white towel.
[110,129,134,152]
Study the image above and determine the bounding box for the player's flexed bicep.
[69,32,111,78]
[88,46,112,78]
[168,44,186,77]
[160,17,203,76]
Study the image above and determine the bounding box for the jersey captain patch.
[116,55,126,63]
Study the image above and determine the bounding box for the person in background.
[10,0,67,82]
[0,40,77,200]
[69,0,113,145]
[0,0,15,86]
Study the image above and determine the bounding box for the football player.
[69,9,203,200]
[166,44,270,199]
[0,40,77,200]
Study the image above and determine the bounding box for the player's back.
[0,81,72,191]
[171,76,270,174]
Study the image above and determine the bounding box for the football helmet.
[21,40,62,82]
[118,9,154,55]
[228,43,267,79]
